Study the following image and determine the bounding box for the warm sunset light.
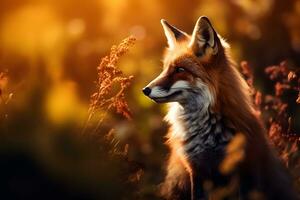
[0,1,299,200]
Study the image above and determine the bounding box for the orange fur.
[144,17,299,200]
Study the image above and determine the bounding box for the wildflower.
[88,36,136,125]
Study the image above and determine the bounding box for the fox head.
[143,16,228,109]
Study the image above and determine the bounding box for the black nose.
[142,87,151,96]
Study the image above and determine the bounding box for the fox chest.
[173,112,235,173]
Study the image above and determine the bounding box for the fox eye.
[174,67,185,73]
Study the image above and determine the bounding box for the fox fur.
[143,16,299,200]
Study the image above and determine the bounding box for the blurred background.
[0,0,299,199]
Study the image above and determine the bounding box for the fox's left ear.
[189,16,219,58]
[161,19,189,49]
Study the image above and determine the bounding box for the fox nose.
[142,87,151,96]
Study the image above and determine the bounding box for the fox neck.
[165,94,234,159]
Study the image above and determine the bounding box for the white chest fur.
[165,102,234,162]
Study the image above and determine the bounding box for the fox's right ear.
[161,19,189,49]
[189,16,219,58]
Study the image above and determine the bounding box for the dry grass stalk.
[0,72,5,103]
[84,36,136,133]
[240,61,300,166]
[0,72,12,105]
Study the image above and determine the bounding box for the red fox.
[143,16,299,200]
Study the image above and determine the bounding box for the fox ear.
[189,16,218,57]
[161,19,189,49]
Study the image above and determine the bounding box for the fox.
[142,16,299,200]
